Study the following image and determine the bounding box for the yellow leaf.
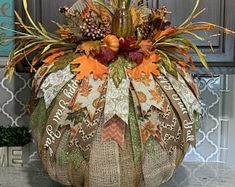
[78,41,101,56]
[71,55,108,80]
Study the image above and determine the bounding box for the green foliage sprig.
[0,126,31,147]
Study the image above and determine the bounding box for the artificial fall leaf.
[128,53,161,79]
[138,40,153,55]
[119,37,138,52]
[80,6,90,19]
[149,89,162,102]
[128,50,144,64]
[151,7,171,30]
[175,60,188,68]
[32,47,68,66]
[43,51,65,64]
[79,78,92,97]
[94,47,118,65]
[154,27,178,40]
[141,121,161,144]
[71,55,108,80]
[78,41,101,56]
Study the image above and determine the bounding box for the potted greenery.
[0,126,31,167]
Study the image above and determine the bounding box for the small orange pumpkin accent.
[103,35,120,52]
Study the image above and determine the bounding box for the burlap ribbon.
[71,79,108,159]
[40,79,80,159]
[101,77,130,147]
[154,75,196,149]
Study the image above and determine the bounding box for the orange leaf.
[80,6,90,19]
[141,121,161,143]
[71,55,108,80]
[128,53,161,79]
[154,27,178,40]
[43,51,65,64]
[149,89,162,102]
[138,40,153,55]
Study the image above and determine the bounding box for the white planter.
[0,147,8,166]
[0,144,30,167]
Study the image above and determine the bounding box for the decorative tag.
[167,72,201,117]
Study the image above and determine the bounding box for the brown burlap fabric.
[89,124,121,187]
[55,132,71,185]
[119,125,142,187]
[67,160,89,187]
[32,73,197,187]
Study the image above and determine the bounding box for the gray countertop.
[0,162,235,187]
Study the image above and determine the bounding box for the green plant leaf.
[49,53,78,73]
[109,56,128,88]
[41,44,53,54]
[179,0,200,28]
[0,126,31,146]
[173,37,208,68]
[23,0,51,39]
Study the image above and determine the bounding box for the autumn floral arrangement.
[1,0,234,186]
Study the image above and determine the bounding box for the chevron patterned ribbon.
[71,79,108,159]
[101,115,125,147]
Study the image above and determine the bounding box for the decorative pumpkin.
[111,7,133,38]
[5,0,235,186]
[103,34,120,52]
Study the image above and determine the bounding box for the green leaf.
[15,11,34,35]
[173,37,208,68]
[38,22,47,34]
[23,0,51,39]
[41,44,53,54]
[156,49,178,77]
[179,0,200,28]
[129,93,142,163]
[109,56,128,88]
[144,136,157,160]
[66,110,86,124]
[126,0,131,10]
[49,53,78,73]
[184,31,205,41]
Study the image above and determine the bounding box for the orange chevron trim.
[101,122,125,147]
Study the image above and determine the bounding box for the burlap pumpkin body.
[31,62,200,187]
